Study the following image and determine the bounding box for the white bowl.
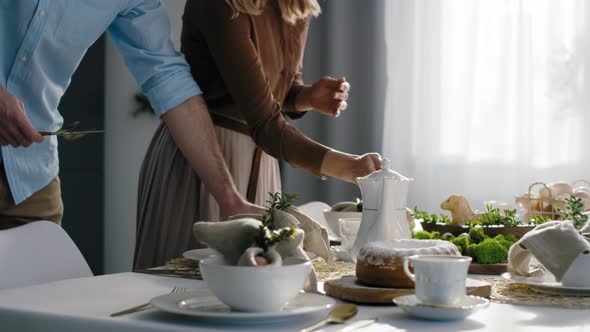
[323,209,362,237]
[562,250,590,288]
[199,255,311,312]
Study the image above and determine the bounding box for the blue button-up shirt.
[1,0,201,204]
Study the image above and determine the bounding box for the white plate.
[150,288,335,323]
[182,248,218,261]
[330,245,353,262]
[501,272,590,296]
[393,295,489,321]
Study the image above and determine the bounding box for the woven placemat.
[313,259,355,282]
[134,258,203,280]
[484,277,590,309]
[134,258,355,282]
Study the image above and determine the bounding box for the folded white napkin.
[275,207,331,261]
[231,207,331,262]
[193,218,262,264]
[508,220,590,281]
[193,217,319,291]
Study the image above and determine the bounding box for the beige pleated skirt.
[134,122,281,269]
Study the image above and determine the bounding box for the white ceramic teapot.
[350,158,413,261]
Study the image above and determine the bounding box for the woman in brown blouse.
[133,0,381,269]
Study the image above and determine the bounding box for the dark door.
[57,36,105,275]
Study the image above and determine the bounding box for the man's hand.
[163,95,267,218]
[0,87,44,147]
[222,199,267,220]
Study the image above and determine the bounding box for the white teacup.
[403,255,472,306]
[339,217,361,251]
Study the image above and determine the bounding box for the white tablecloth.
[0,273,587,332]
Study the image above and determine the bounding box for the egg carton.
[515,180,590,221]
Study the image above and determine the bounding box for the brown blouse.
[181,0,329,176]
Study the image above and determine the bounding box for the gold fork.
[110,286,187,317]
[39,121,104,141]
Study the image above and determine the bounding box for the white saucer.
[330,245,353,261]
[182,248,218,261]
[501,272,590,296]
[150,288,335,323]
[393,295,489,321]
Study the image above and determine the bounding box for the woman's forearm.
[294,85,313,112]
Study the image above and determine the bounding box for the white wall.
[104,1,187,273]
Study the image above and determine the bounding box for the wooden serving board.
[469,263,507,275]
[324,276,491,304]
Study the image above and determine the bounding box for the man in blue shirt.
[0,0,264,228]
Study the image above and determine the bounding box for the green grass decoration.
[412,229,518,264]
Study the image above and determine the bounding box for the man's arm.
[107,1,264,216]
[0,86,43,147]
[162,95,264,216]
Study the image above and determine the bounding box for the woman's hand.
[320,150,382,184]
[310,76,350,117]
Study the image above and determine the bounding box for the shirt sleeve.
[186,1,329,176]
[108,0,201,117]
[282,65,307,119]
[281,21,308,119]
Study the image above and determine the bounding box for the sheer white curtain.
[383,0,590,212]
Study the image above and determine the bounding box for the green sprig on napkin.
[250,193,301,252]
[267,192,300,210]
[255,211,296,252]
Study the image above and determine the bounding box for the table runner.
[134,258,357,282]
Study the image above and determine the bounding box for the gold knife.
[337,318,378,332]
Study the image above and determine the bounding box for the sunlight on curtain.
[383,0,589,212]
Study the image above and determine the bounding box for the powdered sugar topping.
[358,239,460,265]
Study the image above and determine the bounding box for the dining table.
[0,271,588,332]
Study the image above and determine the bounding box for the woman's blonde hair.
[224,0,321,24]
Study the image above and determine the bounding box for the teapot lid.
[360,158,412,181]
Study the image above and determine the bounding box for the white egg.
[550,182,574,196]
[551,198,567,211]
[516,194,541,211]
[574,189,590,198]
[572,180,590,192]
[574,189,590,211]
[539,187,553,200]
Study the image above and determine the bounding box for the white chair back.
[0,221,92,289]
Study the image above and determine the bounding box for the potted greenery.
[416,204,550,239]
